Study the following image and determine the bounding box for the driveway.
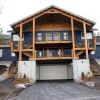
[13,81,100,100]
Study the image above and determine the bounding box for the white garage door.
[38,64,68,80]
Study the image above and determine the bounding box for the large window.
[37,33,43,41]
[47,32,53,41]
[53,32,60,41]
[81,32,93,39]
[62,32,68,40]
[0,49,3,57]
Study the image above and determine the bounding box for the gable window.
[37,33,43,41]
[0,49,3,57]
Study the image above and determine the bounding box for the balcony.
[35,49,73,60]
[35,31,72,44]
[87,39,94,49]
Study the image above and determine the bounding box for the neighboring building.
[10,5,96,82]
[0,45,17,61]
[93,36,100,65]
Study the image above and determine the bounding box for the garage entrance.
[36,63,73,80]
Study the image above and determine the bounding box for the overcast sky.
[0,0,100,34]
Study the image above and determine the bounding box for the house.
[93,36,100,65]
[0,44,17,61]
[0,34,17,61]
[10,5,96,82]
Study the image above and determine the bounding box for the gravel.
[13,81,100,100]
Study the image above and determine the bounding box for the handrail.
[36,49,72,58]
[75,38,84,48]
[89,54,100,72]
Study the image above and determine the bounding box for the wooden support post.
[11,34,13,51]
[71,17,75,58]
[32,18,35,60]
[83,21,88,59]
[19,23,23,61]
[94,36,96,50]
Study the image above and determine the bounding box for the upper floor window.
[37,33,43,41]
[61,32,68,40]
[53,32,60,41]
[0,49,3,57]
[81,32,93,39]
[47,32,53,41]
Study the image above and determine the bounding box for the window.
[0,49,3,57]
[53,32,60,41]
[81,32,93,39]
[62,32,68,40]
[11,52,15,56]
[47,32,52,41]
[37,33,43,41]
[13,34,19,41]
[87,32,92,39]
[81,32,84,39]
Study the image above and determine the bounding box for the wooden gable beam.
[73,17,91,26]
[15,18,33,28]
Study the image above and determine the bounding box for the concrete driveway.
[13,81,100,100]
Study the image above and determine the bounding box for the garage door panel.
[40,65,68,80]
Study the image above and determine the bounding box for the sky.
[0,0,100,34]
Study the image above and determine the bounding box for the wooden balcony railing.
[35,49,73,60]
[87,39,94,49]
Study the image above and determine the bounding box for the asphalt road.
[13,81,100,100]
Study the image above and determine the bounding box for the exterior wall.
[67,63,73,79]
[0,47,17,61]
[18,61,36,83]
[73,59,91,81]
[94,45,100,59]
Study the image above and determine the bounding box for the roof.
[11,5,96,28]
[0,45,10,48]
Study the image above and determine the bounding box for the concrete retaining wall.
[18,61,36,83]
[73,59,91,81]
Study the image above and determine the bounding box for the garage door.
[38,64,68,80]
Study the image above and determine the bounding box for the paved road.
[13,81,100,100]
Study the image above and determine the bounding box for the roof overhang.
[10,5,96,29]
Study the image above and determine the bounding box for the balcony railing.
[13,41,19,50]
[87,39,94,48]
[35,49,72,59]
[75,38,85,48]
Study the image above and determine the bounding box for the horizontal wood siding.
[94,45,100,59]
[0,47,18,61]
